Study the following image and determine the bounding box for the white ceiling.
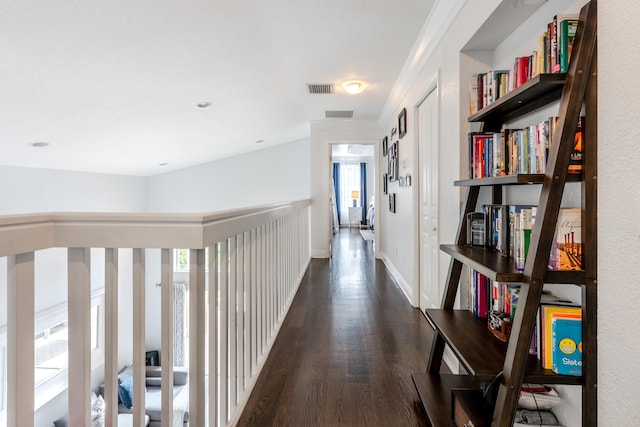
[1,0,434,176]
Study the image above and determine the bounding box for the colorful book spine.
[540,305,581,369]
[548,207,582,271]
[552,317,583,376]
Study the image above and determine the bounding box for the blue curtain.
[360,162,367,224]
[333,163,341,224]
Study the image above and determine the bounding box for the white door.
[418,87,439,313]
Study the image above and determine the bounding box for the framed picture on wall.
[383,173,388,194]
[389,193,396,213]
[388,141,399,181]
[382,136,388,156]
[398,108,407,138]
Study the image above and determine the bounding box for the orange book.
[539,305,582,370]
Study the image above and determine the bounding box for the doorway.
[330,144,376,250]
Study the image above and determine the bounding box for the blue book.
[551,317,582,376]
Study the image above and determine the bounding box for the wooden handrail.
[0,199,311,255]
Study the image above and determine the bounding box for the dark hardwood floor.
[236,228,435,427]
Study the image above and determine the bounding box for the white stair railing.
[0,199,311,427]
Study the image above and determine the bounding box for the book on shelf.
[548,207,582,271]
[568,115,584,175]
[559,18,579,72]
[468,10,580,111]
[469,269,490,318]
[553,13,579,73]
[552,317,583,376]
[468,132,508,179]
[538,304,581,369]
[508,205,536,269]
[466,115,583,178]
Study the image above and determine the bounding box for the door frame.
[326,141,380,257]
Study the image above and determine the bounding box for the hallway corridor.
[237,229,434,426]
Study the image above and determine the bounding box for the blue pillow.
[118,376,134,409]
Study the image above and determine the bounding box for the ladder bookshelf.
[413,1,597,425]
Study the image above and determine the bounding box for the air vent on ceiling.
[325,110,355,119]
[307,83,334,94]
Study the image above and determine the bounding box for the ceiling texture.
[1,0,435,176]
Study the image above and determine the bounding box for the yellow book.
[540,305,581,370]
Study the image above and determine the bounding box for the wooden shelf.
[416,3,597,425]
[469,73,566,132]
[454,173,583,187]
[426,309,583,385]
[440,245,586,285]
[412,373,478,427]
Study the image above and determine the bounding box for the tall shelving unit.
[412,1,597,426]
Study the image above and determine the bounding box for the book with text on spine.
[548,207,582,271]
[552,316,582,376]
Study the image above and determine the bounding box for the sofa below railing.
[0,199,311,427]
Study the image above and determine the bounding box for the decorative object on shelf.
[351,190,359,207]
[383,173,388,194]
[390,127,397,138]
[398,173,412,187]
[398,107,407,138]
[382,136,388,156]
[388,193,396,213]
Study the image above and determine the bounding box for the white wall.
[310,120,382,258]
[0,165,146,215]
[599,0,640,424]
[145,138,310,213]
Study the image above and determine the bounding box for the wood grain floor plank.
[236,229,434,426]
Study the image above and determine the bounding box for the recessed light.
[196,102,211,109]
[342,81,366,95]
[29,142,50,148]
[159,162,168,166]
[256,139,264,144]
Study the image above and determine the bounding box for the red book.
[517,56,530,87]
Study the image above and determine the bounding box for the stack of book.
[467,116,584,180]
[469,12,579,115]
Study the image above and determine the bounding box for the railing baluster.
[229,237,237,414]
[68,248,92,426]
[236,233,245,402]
[189,248,206,427]
[244,230,251,388]
[161,249,175,426]
[132,248,147,427]
[104,248,119,427]
[209,243,220,427]
[7,252,35,427]
[218,240,229,426]
[250,228,258,375]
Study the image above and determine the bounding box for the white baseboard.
[311,249,328,258]
[381,254,415,307]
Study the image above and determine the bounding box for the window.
[32,290,104,410]
[174,248,210,272]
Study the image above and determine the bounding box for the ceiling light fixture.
[159,162,168,166]
[29,142,50,148]
[342,81,366,95]
[196,102,211,109]
[256,139,264,144]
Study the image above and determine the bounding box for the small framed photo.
[398,108,407,138]
[389,193,396,213]
[383,173,388,194]
[382,136,388,156]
